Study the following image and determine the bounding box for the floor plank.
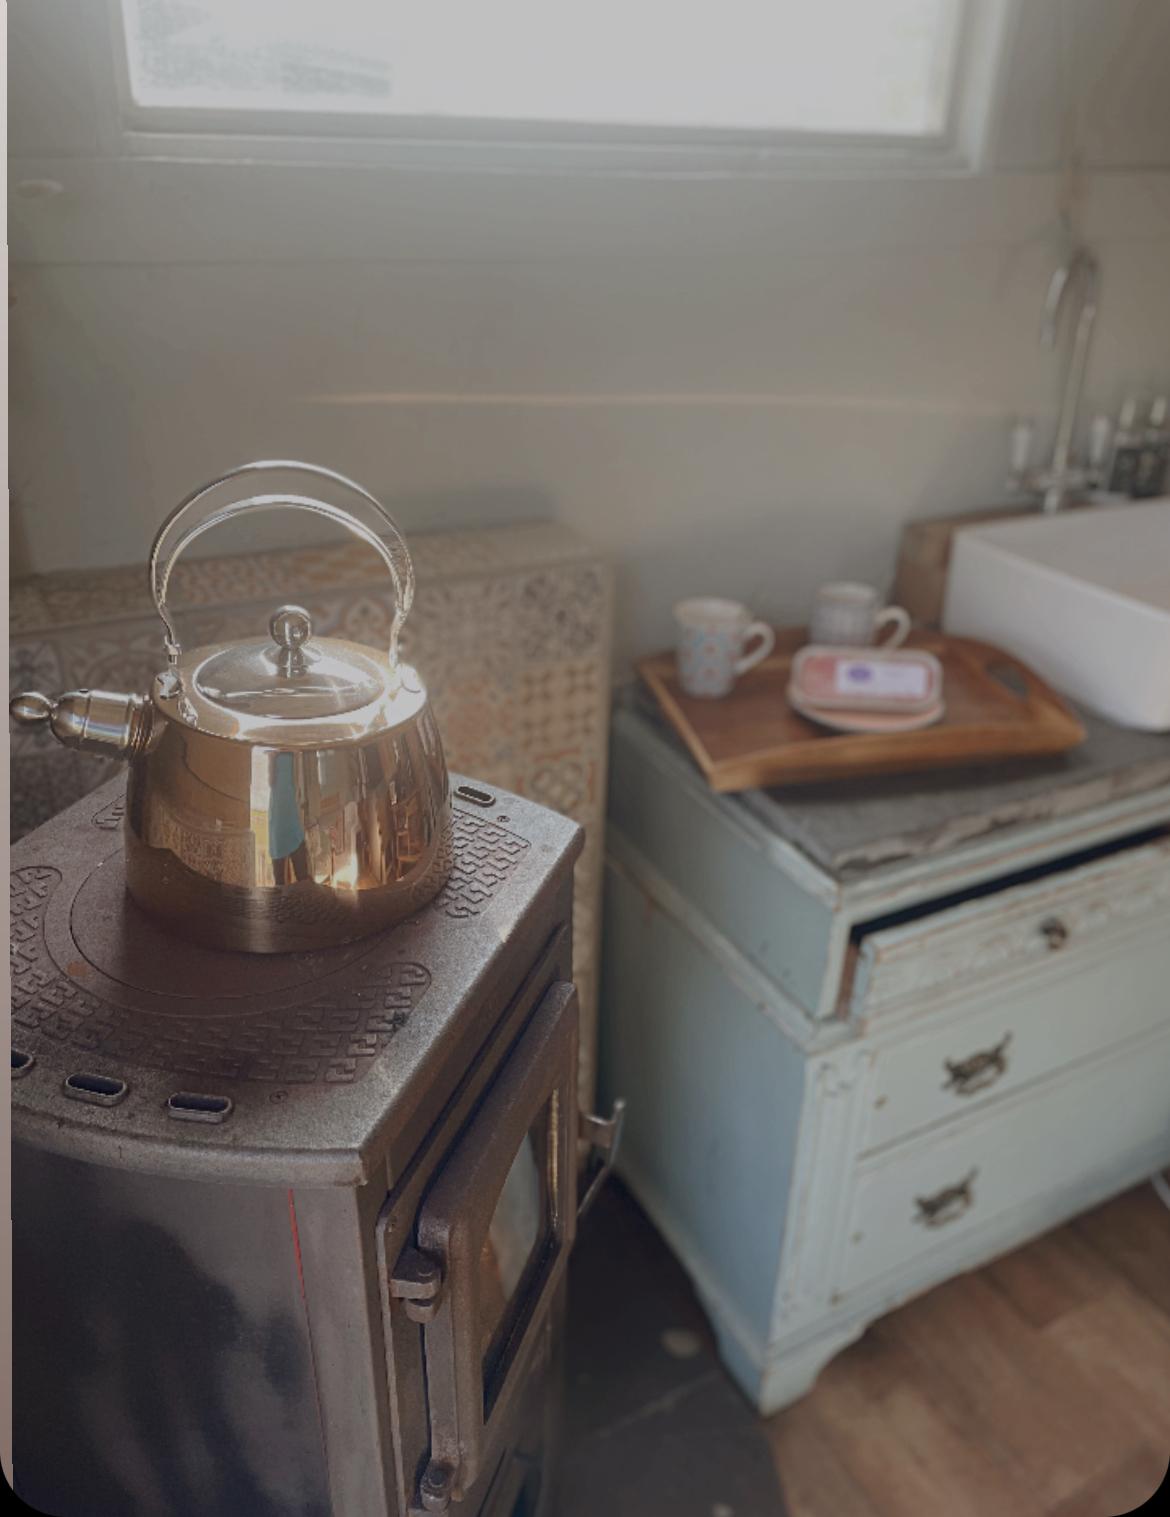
[769,1399,884,1517]
[1072,1181,1170,1318]
[983,1221,1113,1329]
[1046,1445,1168,1517]
[808,1373,1036,1517]
[1044,1287,1170,1451]
[885,1270,1133,1505]
[768,1182,1170,1517]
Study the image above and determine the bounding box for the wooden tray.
[636,629,1085,792]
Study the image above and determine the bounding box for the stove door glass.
[412,981,577,1498]
[478,1103,552,1394]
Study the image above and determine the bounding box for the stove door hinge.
[389,1245,444,1324]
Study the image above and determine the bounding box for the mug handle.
[875,606,911,649]
[734,621,776,676]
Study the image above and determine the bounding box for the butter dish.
[789,644,944,715]
[787,683,945,733]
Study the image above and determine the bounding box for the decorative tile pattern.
[10,866,431,1086]
[10,526,600,633]
[434,811,531,920]
[91,795,127,830]
[516,567,610,662]
[9,523,613,1104]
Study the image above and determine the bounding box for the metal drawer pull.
[943,1033,1012,1097]
[914,1169,977,1228]
[1040,916,1070,949]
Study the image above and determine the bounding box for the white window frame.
[101,0,1018,178]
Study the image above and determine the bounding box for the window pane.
[121,0,395,113]
[121,0,964,138]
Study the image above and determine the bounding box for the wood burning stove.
[11,774,618,1517]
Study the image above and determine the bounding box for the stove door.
[411,979,577,1506]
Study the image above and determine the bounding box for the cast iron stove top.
[11,776,581,1186]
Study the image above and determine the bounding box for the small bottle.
[1087,414,1113,486]
[1007,417,1034,493]
[1134,395,1169,498]
[1106,396,1143,496]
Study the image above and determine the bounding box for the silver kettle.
[11,461,453,953]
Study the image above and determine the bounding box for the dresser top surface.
[625,689,1170,880]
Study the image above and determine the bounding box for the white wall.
[10,1,1170,666]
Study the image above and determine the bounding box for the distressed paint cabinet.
[599,697,1170,1413]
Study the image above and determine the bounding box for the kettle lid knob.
[270,605,313,649]
[269,605,313,676]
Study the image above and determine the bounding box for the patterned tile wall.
[10,523,613,1107]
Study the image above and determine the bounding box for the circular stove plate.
[70,851,377,1004]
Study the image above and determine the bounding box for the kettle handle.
[148,460,414,671]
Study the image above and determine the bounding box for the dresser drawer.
[847,832,1170,1024]
[862,930,1170,1151]
[838,1024,1170,1298]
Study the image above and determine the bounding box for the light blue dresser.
[600,694,1170,1412]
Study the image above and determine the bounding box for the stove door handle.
[577,1098,627,1223]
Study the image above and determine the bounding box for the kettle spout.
[10,689,152,758]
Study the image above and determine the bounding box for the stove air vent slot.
[167,1091,233,1124]
[455,784,496,808]
[11,1049,35,1079]
[63,1071,128,1106]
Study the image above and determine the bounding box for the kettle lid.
[189,605,387,722]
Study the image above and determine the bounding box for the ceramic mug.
[674,598,776,699]
[809,582,911,649]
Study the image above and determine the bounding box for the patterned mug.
[674,598,776,699]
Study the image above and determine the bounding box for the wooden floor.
[768,1183,1170,1517]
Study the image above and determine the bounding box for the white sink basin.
[942,499,1170,731]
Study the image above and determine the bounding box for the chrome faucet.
[1008,244,1102,512]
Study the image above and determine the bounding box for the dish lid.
[192,606,384,720]
[158,604,427,743]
